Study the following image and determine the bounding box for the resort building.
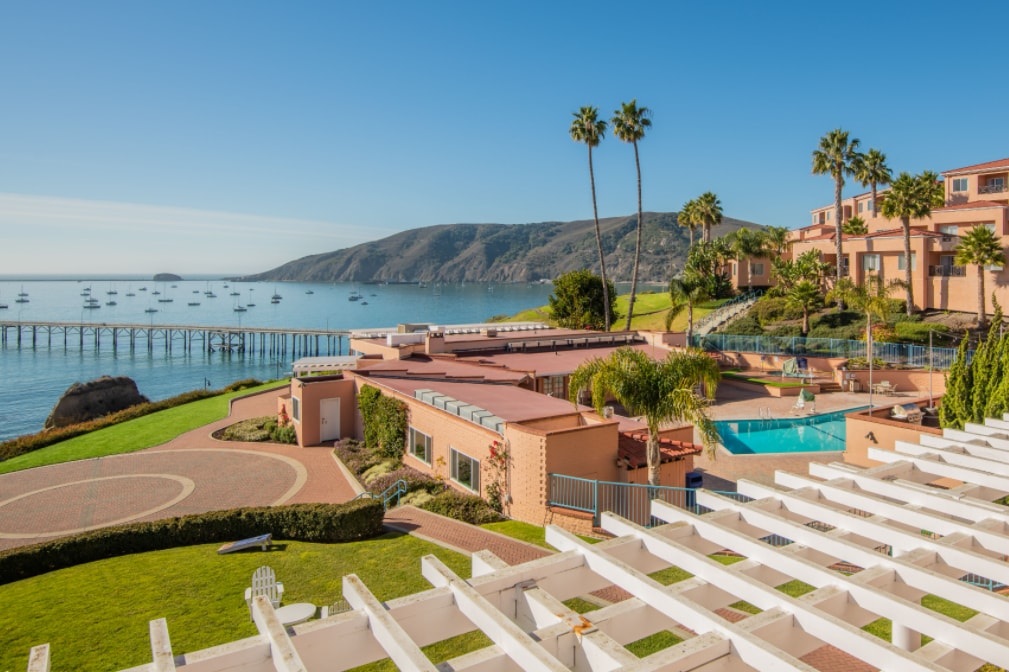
[36,415,1009,671]
[280,323,700,532]
[733,157,1009,317]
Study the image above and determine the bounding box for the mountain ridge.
[236,211,763,283]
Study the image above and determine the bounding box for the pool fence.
[692,333,965,370]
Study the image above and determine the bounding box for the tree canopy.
[548,268,619,330]
[569,348,720,485]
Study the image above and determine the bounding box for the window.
[409,427,432,463]
[897,253,916,271]
[940,225,958,236]
[858,202,864,213]
[543,376,565,398]
[827,211,831,221]
[868,199,874,212]
[750,262,764,276]
[732,263,737,276]
[953,177,968,192]
[292,397,300,423]
[862,255,880,271]
[451,448,480,492]
[984,223,997,233]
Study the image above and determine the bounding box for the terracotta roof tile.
[943,157,1009,176]
[618,432,702,469]
[860,227,947,239]
[935,200,1007,212]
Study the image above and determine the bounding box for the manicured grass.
[500,293,726,333]
[480,519,602,549]
[0,382,284,475]
[0,533,469,672]
[721,372,809,388]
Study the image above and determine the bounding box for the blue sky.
[2,1,1007,276]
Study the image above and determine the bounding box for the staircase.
[694,291,763,338]
[817,381,843,393]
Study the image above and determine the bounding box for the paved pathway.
[384,506,552,566]
[0,388,358,551]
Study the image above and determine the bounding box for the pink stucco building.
[279,327,701,532]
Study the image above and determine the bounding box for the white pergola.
[25,416,1009,671]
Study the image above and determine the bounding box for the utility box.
[685,471,703,489]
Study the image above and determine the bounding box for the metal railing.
[353,479,408,511]
[694,290,763,334]
[929,264,966,277]
[692,333,963,369]
[979,184,1007,194]
[547,474,752,527]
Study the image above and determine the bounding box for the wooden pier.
[0,321,350,357]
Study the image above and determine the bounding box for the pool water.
[715,407,868,455]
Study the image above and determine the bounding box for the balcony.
[979,183,1008,195]
[929,265,966,277]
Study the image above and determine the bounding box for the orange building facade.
[736,157,1009,317]
[280,330,701,530]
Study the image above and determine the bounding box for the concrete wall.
[290,377,357,446]
[844,401,943,467]
[841,369,946,397]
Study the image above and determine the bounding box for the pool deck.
[691,381,895,490]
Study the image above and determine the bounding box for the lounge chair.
[245,566,284,620]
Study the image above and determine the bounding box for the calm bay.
[0,277,556,441]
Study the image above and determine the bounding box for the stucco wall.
[290,377,356,446]
[844,401,942,467]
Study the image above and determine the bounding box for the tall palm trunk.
[833,177,843,284]
[588,144,610,331]
[686,302,694,347]
[870,182,878,225]
[625,140,643,331]
[703,223,710,244]
[978,265,987,328]
[902,216,914,316]
[646,427,660,486]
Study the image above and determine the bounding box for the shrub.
[0,499,384,585]
[269,423,297,444]
[751,297,804,325]
[894,321,950,344]
[766,324,803,337]
[368,465,445,497]
[722,314,763,335]
[334,439,384,476]
[419,491,504,525]
[358,385,408,458]
[220,416,272,442]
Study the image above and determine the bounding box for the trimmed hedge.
[419,491,505,525]
[0,379,269,462]
[0,499,384,585]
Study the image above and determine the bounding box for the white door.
[320,398,341,442]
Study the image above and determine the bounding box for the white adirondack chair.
[245,566,284,620]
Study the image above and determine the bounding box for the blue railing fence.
[692,333,963,370]
[353,479,408,511]
[547,474,751,528]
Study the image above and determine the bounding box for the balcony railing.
[979,183,1007,194]
[929,264,966,277]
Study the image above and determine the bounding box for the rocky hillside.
[237,212,763,284]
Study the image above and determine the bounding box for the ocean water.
[0,278,557,441]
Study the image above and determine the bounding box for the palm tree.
[570,106,612,331]
[764,226,791,257]
[812,129,862,287]
[569,348,720,485]
[842,215,867,235]
[880,171,944,316]
[679,199,698,247]
[955,225,1006,327]
[855,148,892,222]
[611,100,652,330]
[786,280,823,335]
[726,228,768,293]
[666,275,709,345]
[694,191,722,244]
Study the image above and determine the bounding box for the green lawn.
[499,292,726,333]
[0,533,469,672]
[0,382,284,475]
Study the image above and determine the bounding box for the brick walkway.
[383,506,552,566]
[0,388,359,551]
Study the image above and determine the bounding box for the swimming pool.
[715,407,867,455]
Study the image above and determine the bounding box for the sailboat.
[15,285,29,303]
